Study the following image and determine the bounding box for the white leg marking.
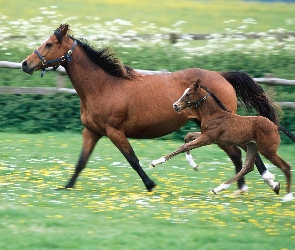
[262,170,275,181]
[282,193,293,202]
[233,184,249,195]
[212,183,231,194]
[262,170,280,191]
[185,153,198,170]
[150,157,166,167]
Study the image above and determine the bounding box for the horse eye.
[45,43,53,48]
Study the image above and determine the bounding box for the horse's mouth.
[22,68,35,75]
[173,105,182,112]
[21,60,37,75]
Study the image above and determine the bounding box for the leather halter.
[34,40,77,78]
[184,93,210,109]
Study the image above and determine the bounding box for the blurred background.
[0,0,294,140]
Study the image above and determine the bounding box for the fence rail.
[6,31,295,43]
[1,61,295,107]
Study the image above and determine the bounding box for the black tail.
[221,71,281,125]
[279,126,295,143]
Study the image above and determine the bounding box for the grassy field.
[0,0,294,33]
[0,132,294,250]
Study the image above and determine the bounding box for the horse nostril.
[21,60,28,69]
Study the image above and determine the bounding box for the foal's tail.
[278,126,295,143]
[221,71,281,125]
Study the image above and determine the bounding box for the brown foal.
[151,79,294,201]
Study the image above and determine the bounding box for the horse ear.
[193,79,202,90]
[61,23,69,37]
[196,79,202,87]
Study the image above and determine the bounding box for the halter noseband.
[34,40,77,78]
[184,93,210,109]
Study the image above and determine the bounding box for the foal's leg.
[261,152,293,201]
[218,144,247,191]
[64,128,102,189]
[212,142,258,194]
[107,128,156,192]
[150,134,211,167]
[184,132,201,170]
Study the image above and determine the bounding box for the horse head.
[21,23,76,77]
[173,79,205,112]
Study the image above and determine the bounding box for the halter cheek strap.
[34,40,77,78]
[186,93,210,109]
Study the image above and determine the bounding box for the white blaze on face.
[173,88,190,107]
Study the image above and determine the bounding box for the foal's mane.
[200,85,231,112]
[54,25,136,80]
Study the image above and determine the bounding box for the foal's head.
[173,79,208,112]
[22,23,74,76]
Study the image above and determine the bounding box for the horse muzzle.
[21,60,35,74]
[173,103,183,112]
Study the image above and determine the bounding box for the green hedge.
[0,93,294,144]
[0,94,83,134]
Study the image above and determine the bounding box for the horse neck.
[63,44,108,100]
[197,90,224,116]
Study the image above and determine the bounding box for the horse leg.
[255,154,279,193]
[184,132,201,170]
[228,146,280,194]
[239,145,277,193]
[150,134,211,167]
[107,129,156,192]
[217,144,248,192]
[64,128,102,189]
[238,144,278,194]
[212,142,258,194]
[260,152,292,201]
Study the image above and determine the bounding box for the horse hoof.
[282,193,293,202]
[57,186,73,190]
[273,182,280,195]
[149,163,155,168]
[146,181,156,192]
[233,185,248,196]
[193,166,199,171]
[211,189,217,194]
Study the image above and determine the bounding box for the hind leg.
[261,151,292,201]
[212,142,258,194]
[237,143,277,194]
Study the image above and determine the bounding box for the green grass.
[0,132,294,249]
[0,0,294,33]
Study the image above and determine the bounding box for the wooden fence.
[1,61,295,108]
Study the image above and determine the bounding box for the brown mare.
[22,23,279,193]
[150,79,294,201]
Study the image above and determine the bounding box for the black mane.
[54,25,136,80]
[200,85,231,112]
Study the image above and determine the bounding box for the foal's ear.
[195,79,202,86]
[193,79,202,90]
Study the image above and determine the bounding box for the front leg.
[107,128,156,192]
[185,132,201,170]
[64,128,102,189]
[150,134,211,167]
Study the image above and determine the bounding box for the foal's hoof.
[146,181,156,192]
[273,182,280,195]
[282,193,293,202]
[193,166,199,171]
[210,189,217,194]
